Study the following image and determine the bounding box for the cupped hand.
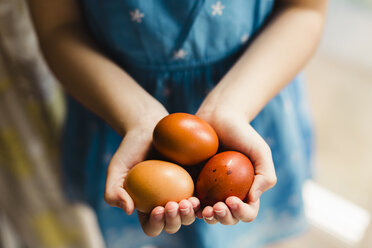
[137,197,200,236]
[195,108,277,225]
[104,108,201,236]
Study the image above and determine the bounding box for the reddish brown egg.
[153,113,219,166]
[124,160,194,213]
[196,151,254,207]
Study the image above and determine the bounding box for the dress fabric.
[63,1,314,247]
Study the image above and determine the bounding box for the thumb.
[104,129,153,214]
[104,185,135,215]
[248,174,277,203]
[223,124,277,203]
[105,147,136,214]
[247,137,277,203]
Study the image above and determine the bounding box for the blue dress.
[63,0,313,247]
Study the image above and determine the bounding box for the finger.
[179,200,195,226]
[188,197,203,219]
[252,129,277,196]
[138,207,165,237]
[202,206,218,224]
[104,131,152,214]
[104,186,134,215]
[226,196,260,223]
[246,133,276,202]
[210,120,277,202]
[164,202,182,234]
[188,197,201,212]
[232,125,277,203]
[213,202,238,225]
[104,152,135,214]
[248,173,277,203]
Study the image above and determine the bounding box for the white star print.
[173,49,187,60]
[211,1,225,16]
[241,33,249,43]
[130,9,144,23]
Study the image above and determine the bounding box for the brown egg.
[196,151,254,207]
[153,113,219,166]
[124,160,194,213]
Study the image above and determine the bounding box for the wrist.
[198,87,249,123]
[121,101,168,136]
[197,100,247,128]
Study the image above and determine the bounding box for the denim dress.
[63,0,313,247]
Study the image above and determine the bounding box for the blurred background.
[271,0,372,247]
[0,0,371,247]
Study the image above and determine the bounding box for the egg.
[124,160,194,213]
[196,151,254,207]
[153,113,219,166]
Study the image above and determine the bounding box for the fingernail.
[214,209,226,217]
[229,203,238,210]
[154,212,163,221]
[189,199,198,208]
[205,216,214,221]
[167,208,178,217]
[180,207,190,215]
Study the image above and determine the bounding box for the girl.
[28,0,327,247]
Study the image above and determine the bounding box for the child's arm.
[196,0,328,224]
[28,0,200,237]
[28,0,165,135]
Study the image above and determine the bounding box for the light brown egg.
[124,160,194,213]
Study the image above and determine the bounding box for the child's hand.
[195,108,277,225]
[103,109,201,236]
[137,197,201,236]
